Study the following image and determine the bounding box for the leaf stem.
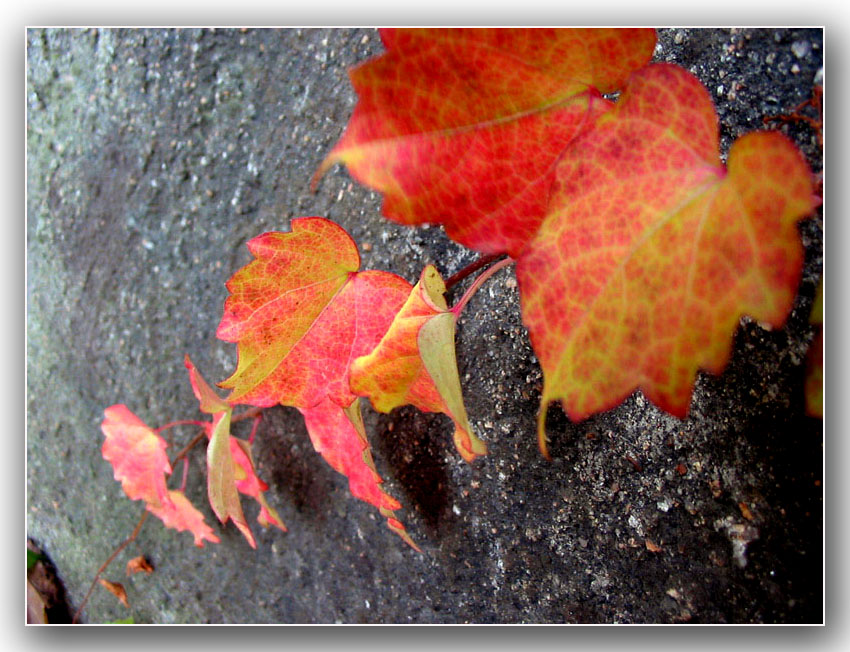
[247,413,263,444]
[450,257,515,318]
[72,509,148,624]
[171,429,208,464]
[155,419,209,433]
[232,406,264,424]
[444,254,507,291]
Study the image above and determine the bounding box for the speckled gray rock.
[27,28,823,623]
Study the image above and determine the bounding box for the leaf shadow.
[366,405,454,541]
[250,407,336,525]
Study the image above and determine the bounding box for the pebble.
[791,40,811,59]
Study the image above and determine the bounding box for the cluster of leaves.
[100,29,820,561]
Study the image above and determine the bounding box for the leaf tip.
[310,154,336,193]
[383,512,422,553]
[453,425,488,463]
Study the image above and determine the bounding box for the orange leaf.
[217,217,412,409]
[351,265,486,462]
[98,579,129,608]
[300,396,419,551]
[516,64,816,455]
[126,556,154,576]
[100,405,220,547]
[315,28,656,257]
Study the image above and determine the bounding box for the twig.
[72,509,148,623]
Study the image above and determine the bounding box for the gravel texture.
[26,28,823,624]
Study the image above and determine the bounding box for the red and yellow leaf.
[217,217,419,546]
[805,279,823,418]
[299,396,419,550]
[515,64,816,455]
[351,265,486,462]
[217,217,412,409]
[315,28,656,257]
[101,405,219,547]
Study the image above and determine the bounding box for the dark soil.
[26,28,823,624]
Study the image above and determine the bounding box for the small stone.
[791,40,811,59]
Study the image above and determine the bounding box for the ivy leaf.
[185,355,285,544]
[146,489,220,548]
[351,265,486,462]
[300,396,419,551]
[206,409,257,548]
[100,405,220,547]
[314,28,656,257]
[805,279,823,418]
[217,217,417,546]
[516,64,816,455]
[101,404,172,507]
[217,217,412,409]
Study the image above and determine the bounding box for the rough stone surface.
[27,28,823,624]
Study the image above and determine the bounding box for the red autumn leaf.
[805,279,823,418]
[126,556,154,576]
[101,405,220,547]
[314,28,656,257]
[217,217,412,409]
[299,396,418,550]
[98,579,129,608]
[101,404,172,508]
[217,217,418,546]
[351,265,486,462]
[516,63,816,455]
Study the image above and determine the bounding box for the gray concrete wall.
[27,28,823,623]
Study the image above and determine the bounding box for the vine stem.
[444,254,507,291]
[450,256,515,318]
[155,419,208,433]
[72,509,149,623]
